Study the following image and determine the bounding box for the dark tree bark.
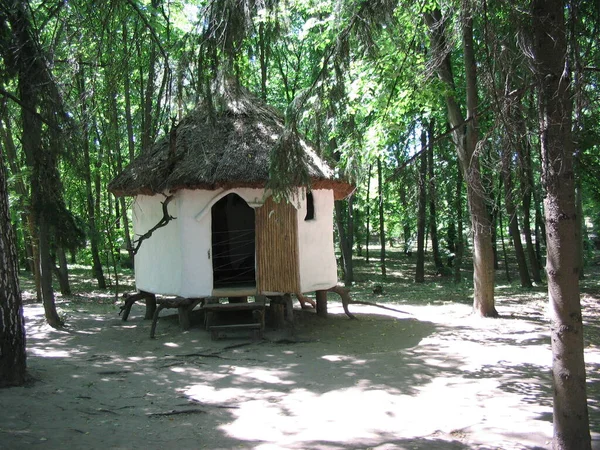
[365,164,372,263]
[7,2,62,327]
[54,247,71,296]
[334,199,354,285]
[0,100,40,298]
[497,193,511,282]
[501,142,531,287]
[531,0,591,447]
[0,145,27,388]
[425,6,497,316]
[516,134,543,284]
[415,128,427,283]
[426,119,444,274]
[454,154,464,283]
[377,158,386,277]
[76,63,106,290]
[122,23,136,161]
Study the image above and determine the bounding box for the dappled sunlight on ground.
[3,258,600,449]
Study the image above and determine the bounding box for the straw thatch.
[108,84,353,200]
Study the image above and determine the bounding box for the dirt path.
[1,295,599,450]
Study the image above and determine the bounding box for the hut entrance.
[211,193,256,289]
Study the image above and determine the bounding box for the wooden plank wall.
[255,196,300,293]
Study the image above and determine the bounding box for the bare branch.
[132,194,176,255]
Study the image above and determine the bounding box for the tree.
[424,5,497,316]
[530,0,591,447]
[0,142,26,388]
[415,127,427,282]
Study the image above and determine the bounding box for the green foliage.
[1,0,599,287]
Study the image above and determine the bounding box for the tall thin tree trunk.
[427,119,444,274]
[425,7,496,315]
[454,154,464,283]
[123,24,136,161]
[77,63,106,289]
[377,158,386,277]
[0,142,27,387]
[56,247,71,296]
[365,164,371,263]
[517,136,543,284]
[415,129,427,283]
[334,200,354,285]
[502,142,531,287]
[531,0,591,447]
[497,195,511,282]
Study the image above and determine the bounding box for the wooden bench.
[203,301,265,340]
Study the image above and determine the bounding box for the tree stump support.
[316,290,328,317]
[326,285,356,320]
[119,291,156,321]
[150,297,203,339]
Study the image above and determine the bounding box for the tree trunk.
[38,213,62,327]
[501,143,531,287]
[490,186,499,270]
[377,158,386,277]
[424,7,496,315]
[365,164,371,263]
[427,119,444,274]
[531,0,591,447]
[55,247,71,296]
[77,63,106,290]
[0,100,41,299]
[497,195,511,282]
[0,147,27,387]
[454,164,464,283]
[415,128,427,283]
[334,200,353,285]
[516,111,543,284]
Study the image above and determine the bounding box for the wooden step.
[209,323,263,340]
[202,302,265,312]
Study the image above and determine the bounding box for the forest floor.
[1,247,600,450]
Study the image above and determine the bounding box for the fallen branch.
[132,194,176,255]
[147,409,206,417]
[345,300,412,316]
[326,285,412,319]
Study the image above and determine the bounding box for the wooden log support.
[268,295,294,329]
[283,293,294,324]
[315,290,328,317]
[119,291,156,321]
[326,285,356,320]
[150,297,203,339]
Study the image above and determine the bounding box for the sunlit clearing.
[322,354,367,365]
[230,366,295,385]
[30,348,73,358]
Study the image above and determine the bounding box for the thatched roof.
[108,84,353,200]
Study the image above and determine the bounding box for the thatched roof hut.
[108,84,352,300]
[108,84,353,199]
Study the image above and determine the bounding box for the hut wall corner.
[133,194,183,295]
[297,189,338,292]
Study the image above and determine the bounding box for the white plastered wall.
[132,188,266,297]
[132,194,183,295]
[296,189,338,292]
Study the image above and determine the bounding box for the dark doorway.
[211,193,256,289]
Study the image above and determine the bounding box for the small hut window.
[304,192,315,221]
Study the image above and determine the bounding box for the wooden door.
[255,196,300,293]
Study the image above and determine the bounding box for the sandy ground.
[1,294,599,450]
